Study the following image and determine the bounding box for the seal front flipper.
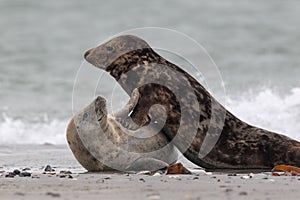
[113,88,151,130]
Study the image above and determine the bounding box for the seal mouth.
[84,48,94,59]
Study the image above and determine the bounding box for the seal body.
[84,35,300,170]
[66,92,177,172]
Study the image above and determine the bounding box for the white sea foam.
[0,88,300,144]
[226,87,300,140]
[0,114,68,145]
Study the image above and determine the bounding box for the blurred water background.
[1,0,300,145]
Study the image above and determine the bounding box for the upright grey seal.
[84,35,300,170]
[66,89,177,172]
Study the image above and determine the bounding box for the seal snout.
[84,48,94,59]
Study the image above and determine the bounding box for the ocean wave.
[1,87,300,144]
[0,113,68,145]
[226,87,300,140]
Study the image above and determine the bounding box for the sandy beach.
[1,171,300,200]
[1,145,300,200]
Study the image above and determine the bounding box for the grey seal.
[66,89,178,172]
[84,35,300,170]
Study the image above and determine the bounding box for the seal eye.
[106,46,115,52]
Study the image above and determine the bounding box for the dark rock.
[57,174,66,178]
[13,169,21,175]
[228,173,237,176]
[44,165,54,172]
[5,172,15,178]
[22,168,31,171]
[20,172,31,177]
[139,178,146,182]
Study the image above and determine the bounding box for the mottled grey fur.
[84,35,300,170]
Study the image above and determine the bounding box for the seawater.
[1,0,300,144]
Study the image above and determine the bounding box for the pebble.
[225,188,233,192]
[15,192,25,196]
[239,191,248,195]
[153,172,163,177]
[31,174,40,179]
[44,172,56,175]
[13,169,21,175]
[241,175,250,179]
[5,172,15,178]
[228,173,237,176]
[147,194,160,200]
[20,172,31,177]
[46,192,61,197]
[44,165,55,172]
[139,178,146,182]
[22,168,31,171]
[59,171,72,174]
[137,171,152,175]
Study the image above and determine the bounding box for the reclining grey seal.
[66,89,177,172]
[84,35,300,170]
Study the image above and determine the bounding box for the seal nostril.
[84,49,92,59]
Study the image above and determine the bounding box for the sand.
[1,145,300,200]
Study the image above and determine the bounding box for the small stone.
[147,194,160,200]
[166,163,191,175]
[193,176,199,180]
[59,171,72,174]
[20,172,31,177]
[139,178,146,182]
[13,169,21,175]
[68,175,73,179]
[103,176,111,180]
[5,172,15,178]
[31,174,40,179]
[22,168,31,171]
[239,191,248,195]
[241,175,250,179]
[44,171,56,175]
[225,188,233,192]
[57,174,66,178]
[137,171,151,175]
[15,192,25,196]
[153,171,163,177]
[44,165,54,172]
[249,173,254,178]
[46,192,61,197]
[228,173,237,176]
